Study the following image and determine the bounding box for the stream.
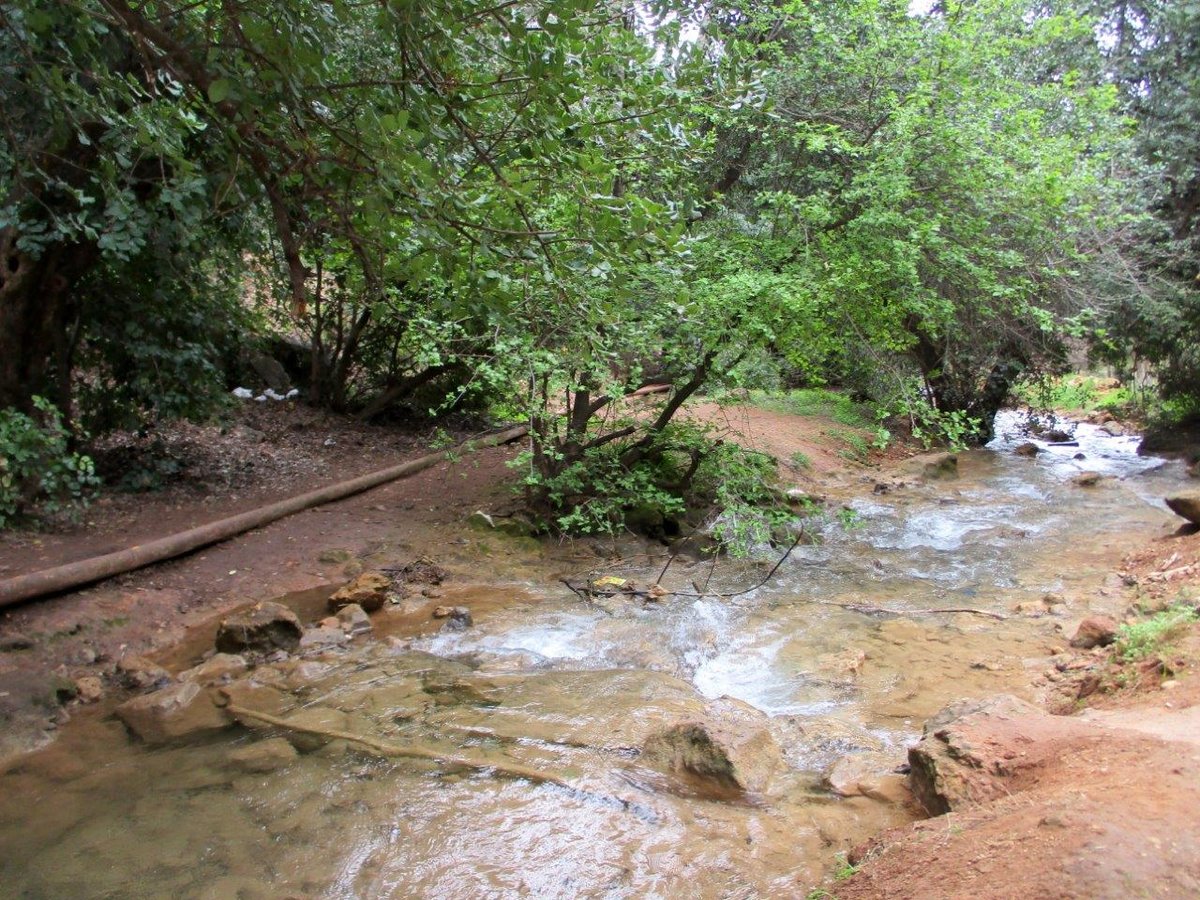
[0,411,1190,899]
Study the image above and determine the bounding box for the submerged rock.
[327,572,391,613]
[433,605,473,630]
[641,697,780,794]
[180,653,248,686]
[227,737,298,773]
[1071,471,1104,487]
[215,602,302,655]
[280,707,353,752]
[903,452,958,481]
[1165,492,1200,524]
[115,681,232,744]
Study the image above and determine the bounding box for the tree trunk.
[0,234,91,415]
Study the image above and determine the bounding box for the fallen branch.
[228,704,573,788]
[0,425,528,608]
[229,703,652,816]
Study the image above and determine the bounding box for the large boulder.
[115,681,232,744]
[641,697,780,794]
[215,602,302,655]
[908,695,1063,814]
[1165,492,1200,525]
[327,572,391,613]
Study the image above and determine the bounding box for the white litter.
[232,387,254,399]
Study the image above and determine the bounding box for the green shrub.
[0,397,100,528]
[1114,605,1198,663]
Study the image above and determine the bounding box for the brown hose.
[0,425,528,608]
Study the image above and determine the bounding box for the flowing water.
[0,412,1190,899]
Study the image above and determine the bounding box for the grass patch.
[750,388,876,429]
[790,450,812,470]
[1014,374,1133,417]
[1114,604,1198,663]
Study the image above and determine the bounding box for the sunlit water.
[0,411,1189,898]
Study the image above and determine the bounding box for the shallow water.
[0,411,1190,899]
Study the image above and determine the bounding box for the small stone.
[1161,680,1179,691]
[1071,472,1103,487]
[327,572,391,613]
[317,548,353,564]
[1069,616,1118,649]
[74,676,103,704]
[116,654,173,690]
[336,603,373,636]
[1014,442,1039,457]
[227,737,298,774]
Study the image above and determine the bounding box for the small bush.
[1114,605,1198,663]
[0,397,100,528]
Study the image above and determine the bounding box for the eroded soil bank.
[0,404,1197,898]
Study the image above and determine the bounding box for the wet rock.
[299,625,349,650]
[116,654,173,690]
[74,676,104,704]
[1100,421,1126,436]
[641,697,780,794]
[903,452,958,481]
[1044,429,1072,442]
[336,603,373,636]
[1074,452,1087,460]
[1014,442,1039,457]
[422,675,499,706]
[433,605,473,630]
[280,707,352,752]
[1069,616,1118,649]
[217,678,293,722]
[115,681,232,744]
[908,695,1044,814]
[1164,492,1200,524]
[1071,471,1104,487]
[215,602,303,655]
[827,752,911,804]
[327,572,391,613]
[180,653,248,686]
[227,737,298,774]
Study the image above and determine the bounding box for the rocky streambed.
[0,411,1195,898]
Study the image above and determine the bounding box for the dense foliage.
[0,0,1193,529]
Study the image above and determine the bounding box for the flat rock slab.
[116,681,232,745]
